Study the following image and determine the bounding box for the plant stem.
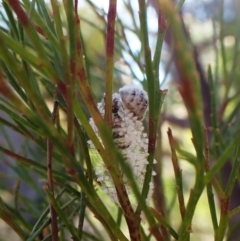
[47,100,59,241]
[204,128,219,232]
[225,148,240,197]
[105,0,117,127]
[167,128,186,220]
[208,65,224,155]
[219,0,228,95]
[136,3,163,239]
[66,0,76,155]
[215,148,240,239]
[215,198,229,241]
[149,207,179,240]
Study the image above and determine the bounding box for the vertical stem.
[105,0,117,127]
[78,193,86,239]
[136,2,164,240]
[208,65,224,155]
[13,179,21,211]
[167,128,186,220]
[47,100,59,241]
[137,0,161,214]
[153,4,167,76]
[215,148,240,240]
[152,16,168,229]
[216,198,229,241]
[219,0,228,94]
[66,0,76,155]
[154,127,169,240]
[74,116,92,238]
[204,128,219,233]
[228,0,240,91]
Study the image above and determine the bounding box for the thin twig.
[167,127,186,220]
[13,180,21,211]
[229,206,240,219]
[105,0,117,127]
[66,0,76,157]
[47,100,59,241]
[204,128,219,232]
[149,207,179,240]
[136,2,163,239]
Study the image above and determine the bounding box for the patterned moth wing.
[90,93,131,149]
[119,85,148,120]
[111,93,131,149]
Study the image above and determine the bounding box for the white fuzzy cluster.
[89,85,156,209]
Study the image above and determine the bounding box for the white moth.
[89,84,154,210]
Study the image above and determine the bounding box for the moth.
[119,85,148,120]
[88,84,153,209]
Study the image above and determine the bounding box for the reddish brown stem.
[116,183,141,241]
[167,127,186,220]
[34,24,48,39]
[8,0,29,26]
[47,100,59,241]
[74,0,78,15]
[105,0,117,127]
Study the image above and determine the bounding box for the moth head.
[119,85,148,120]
